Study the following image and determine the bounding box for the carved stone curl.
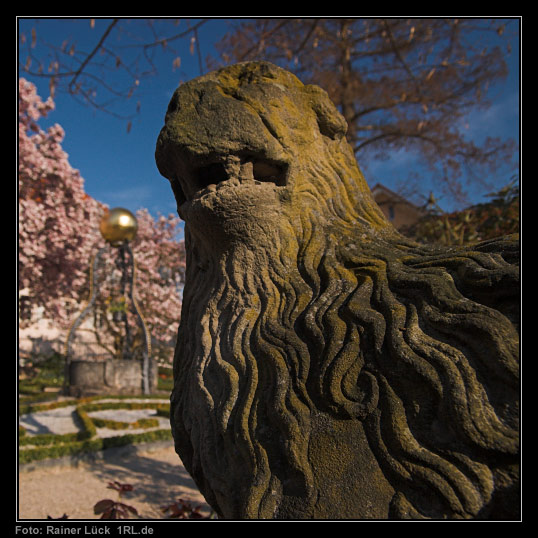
[155,62,519,520]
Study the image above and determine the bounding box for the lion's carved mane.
[155,62,519,520]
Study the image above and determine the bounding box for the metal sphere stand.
[63,208,153,396]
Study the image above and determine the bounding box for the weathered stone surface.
[155,61,520,520]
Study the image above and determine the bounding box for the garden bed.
[19,394,172,464]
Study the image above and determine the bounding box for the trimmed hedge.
[91,416,160,430]
[18,392,169,415]
[19,396,172,464]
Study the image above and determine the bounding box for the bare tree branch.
[211,18,518,206]
[68,19,120,93]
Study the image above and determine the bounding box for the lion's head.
[156,62,519,520]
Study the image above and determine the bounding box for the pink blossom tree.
[129,209,185,349]
[19,78,185,364]
[19,77,105,326]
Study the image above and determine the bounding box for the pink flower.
[19,79,185,363]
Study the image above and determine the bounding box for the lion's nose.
[224,155,242,179]
[223,155,255,183]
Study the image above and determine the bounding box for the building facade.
[371,183,425,231]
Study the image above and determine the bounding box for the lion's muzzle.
[170,154,288,208]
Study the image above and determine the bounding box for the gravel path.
[18,443,211,520]
[18,399,212,521]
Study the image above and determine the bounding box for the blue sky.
[18,18,232,225]
[18,17,520,234]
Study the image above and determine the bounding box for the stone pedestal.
[67,359,157,397]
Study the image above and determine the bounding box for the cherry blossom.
[19,78,185,364]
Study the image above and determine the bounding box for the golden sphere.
[99,207,138,246]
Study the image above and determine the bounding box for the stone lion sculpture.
[155,62,519,520]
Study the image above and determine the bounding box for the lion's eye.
[195,162,228,190]
[252,160,287,186]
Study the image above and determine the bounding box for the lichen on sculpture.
[155,61,520,520]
